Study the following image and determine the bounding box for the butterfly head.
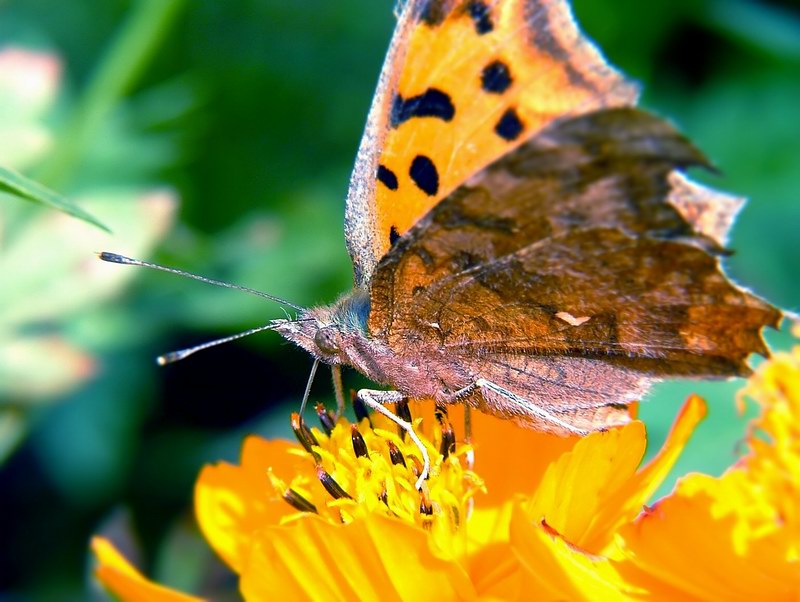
[272,288,371,366]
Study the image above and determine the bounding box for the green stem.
[35,0,188,188]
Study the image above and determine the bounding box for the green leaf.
[0,164,109,231]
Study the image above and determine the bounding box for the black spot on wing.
[389,225,401,246]
[467,1,493,34]
[377,164,398,190]
[495,108,525,141]
[409,155,439,196]
[481,61,512,93]
[391,89,455,128]
[419,0,449,26]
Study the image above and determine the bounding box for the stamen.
[408,454,424,479]
[395,398,412,440]
[352,390,372,426]
[316,402,336,435]
[420,490,434,531]
[280,402,481,532]
[387,440,406,467]
[283,488,319,514]
[351,425,369,458]
[436,408,456,460]
[420,491,433,516]
[464,405,475,471]
[269,470,318,514]
[291,413,321,462]
[450,506,460,529]
[316,466,352,500]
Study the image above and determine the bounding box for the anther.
[419,496,433,516]
[283,488,318,514]
[351,425,368,458]
[387,440,406,467]
[352,390,372,426]
[450,506,461,529]
[436,408,455,460]
[395,398,412,440]
[316,402,336,435]
[316,466,353,500]
[408,454,424,479]
[420,490,433,516]
[419,490,434,530]
[291,413,321,462]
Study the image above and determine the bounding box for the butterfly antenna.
[157,323,283,365]
[298,358,320,417]
[98,252,304,311]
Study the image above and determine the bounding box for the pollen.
[272,403,484,537]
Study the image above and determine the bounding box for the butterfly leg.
[356,389,430,490]
[447,379,590,436]
[331,364,345,419]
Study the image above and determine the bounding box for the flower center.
[268,400,484,536]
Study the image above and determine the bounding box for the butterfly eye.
[314,328,339,355]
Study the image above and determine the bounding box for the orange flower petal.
[194,436,311,572]
[524,395,705,554]
[465,499,528,598]
[508,502,636,601]
[239,513,477,601]
[91,537,204,602]
[467,407,580,506]
[526,421,645,553]
[580,394,707,552]
[616,473,800,601]
[467,539,524,600]
[628,394,708,502]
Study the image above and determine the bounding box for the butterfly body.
[273,291,599,435]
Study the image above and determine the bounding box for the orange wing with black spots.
[344,0,639,285]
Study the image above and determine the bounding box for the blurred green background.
[0,0,797,598]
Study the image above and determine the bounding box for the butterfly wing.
[345,0,638,285]
[367,108,781,430]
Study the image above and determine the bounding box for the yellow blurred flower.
[92,349,800,601]
[91,537,203,602]
[610,347,800,600]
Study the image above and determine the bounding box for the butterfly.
[268,0,783,483]
[103,0,781,488]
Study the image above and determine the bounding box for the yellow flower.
[93,350,800,600]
